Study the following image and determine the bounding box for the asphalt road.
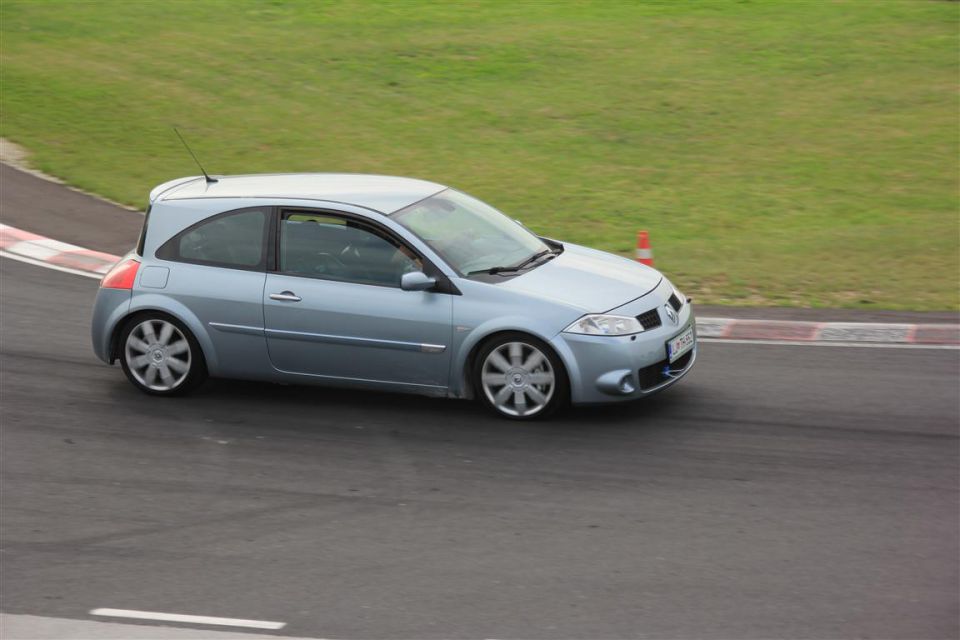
[1,255,958,639]
[0,163,143,255]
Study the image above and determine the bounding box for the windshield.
[392,189,550,275]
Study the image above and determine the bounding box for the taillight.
[100,258,140,289]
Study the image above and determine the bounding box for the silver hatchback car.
[92,174,696,419]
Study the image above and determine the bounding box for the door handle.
[269,291,302,302]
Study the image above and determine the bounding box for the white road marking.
[89,609,286,630]
[3,613,312,639]
[0,249,102,279]
[699,337,959,350]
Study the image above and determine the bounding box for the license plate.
[666,325,695,363]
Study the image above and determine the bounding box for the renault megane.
[92,173,696,419]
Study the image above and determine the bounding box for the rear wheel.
[474,333,567,420]
[119,314,206,396]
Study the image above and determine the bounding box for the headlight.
[564,314,644,336]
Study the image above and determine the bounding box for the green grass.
[2,0,957,310]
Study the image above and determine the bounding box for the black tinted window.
[158,208,267,268]
[136,205,151,256]
[280,213,420,287]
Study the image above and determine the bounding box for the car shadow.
[107,375,697,437]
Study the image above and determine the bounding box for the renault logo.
[664,304,679,326]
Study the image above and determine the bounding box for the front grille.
[637,350,694,391]
[668,293,683,312]
[636,308,662,330]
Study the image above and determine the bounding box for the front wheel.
[474,333,568,420]
[119,314,206,396]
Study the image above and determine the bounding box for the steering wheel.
[312,252,345,275]
[340,244,362,260]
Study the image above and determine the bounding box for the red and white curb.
[1,222,957,347]
[696,317,958,346]
[0,222,119,278]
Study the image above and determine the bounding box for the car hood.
[497,242,663,312]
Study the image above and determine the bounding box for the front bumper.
[553,282,697,405]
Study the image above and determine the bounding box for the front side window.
[280,212,421,287]
[391,189,550,275]
[157,208,268,269]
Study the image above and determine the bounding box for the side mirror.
[401,271,437,292]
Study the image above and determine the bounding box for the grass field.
[1,1,957,309]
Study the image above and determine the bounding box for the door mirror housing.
[401,271,437,292]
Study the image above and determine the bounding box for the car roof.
[149,173,447,214]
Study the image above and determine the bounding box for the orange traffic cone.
[635,230,654,266]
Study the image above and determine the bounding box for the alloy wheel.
[480,341,556,417]
[124,318,192,392]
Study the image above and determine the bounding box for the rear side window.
[157,208,269,269]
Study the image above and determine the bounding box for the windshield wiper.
[467,249,557,276]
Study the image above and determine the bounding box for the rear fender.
[123,294,220,374]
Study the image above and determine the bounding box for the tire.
[473,332,568,420]
[118,313,207,396]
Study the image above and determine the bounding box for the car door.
[263,209,453,389]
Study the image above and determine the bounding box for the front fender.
[450,314,581,399]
